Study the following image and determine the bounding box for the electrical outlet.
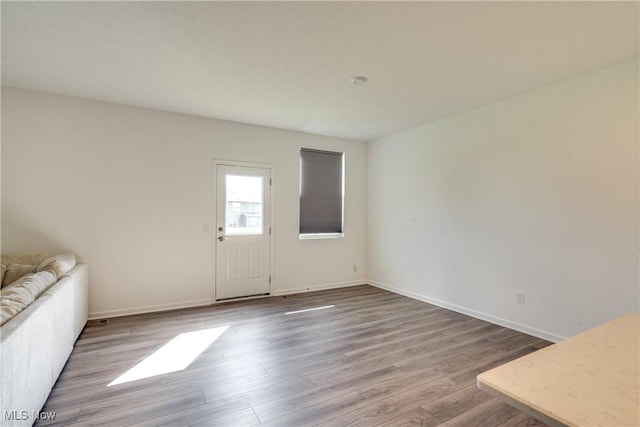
[516,292,525,304]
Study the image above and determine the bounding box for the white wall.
[1,87,368,318]
[3,60,638,337]
[368,60,639,341]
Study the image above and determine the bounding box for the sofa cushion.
[0,271,57,326]
[12,271,56,299]
[2,264,37,288]
[37,254,77,279]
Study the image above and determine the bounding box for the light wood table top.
[477,314,639,427]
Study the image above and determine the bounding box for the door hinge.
[269,276,272,284]
[270,178,272,186]
[269,226,272,235]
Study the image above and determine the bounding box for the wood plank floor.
[38,285,551,426]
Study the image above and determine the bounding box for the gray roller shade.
[300,148,344,234]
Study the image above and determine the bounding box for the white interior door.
[215,165,271,300]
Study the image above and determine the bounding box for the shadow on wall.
[1,204,74,256]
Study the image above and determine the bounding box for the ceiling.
[2,2,638,141]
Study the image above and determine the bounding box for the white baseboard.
[89,281,366,320]
[368,280,565,343]
[273,280,366,296]
[89,298,213,320]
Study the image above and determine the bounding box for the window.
[299,148,344,238]
[225,175,263,235]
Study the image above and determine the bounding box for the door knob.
[218,236,224,242]
[218,227,223,232]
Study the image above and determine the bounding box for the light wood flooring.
[38,285,551,426]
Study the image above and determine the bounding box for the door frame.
[211,159,275,302]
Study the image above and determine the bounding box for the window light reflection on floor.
[108,325,229,387]
[285,305,335,315]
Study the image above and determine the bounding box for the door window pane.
[226,175,263,235]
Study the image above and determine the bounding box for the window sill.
[299,233,344,240]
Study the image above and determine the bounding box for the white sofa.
[0,263,88,426]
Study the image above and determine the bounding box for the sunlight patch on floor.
[108,325,229,386]
[285,305,335,315]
